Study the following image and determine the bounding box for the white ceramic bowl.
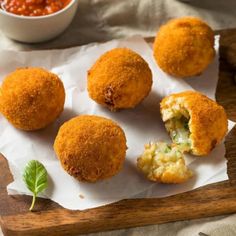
[0,0,79,43]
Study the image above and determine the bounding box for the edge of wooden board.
[2,181,236,236]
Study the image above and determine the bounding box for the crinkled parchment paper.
[0,35,234,210]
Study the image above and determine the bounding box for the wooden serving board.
[1,28,236,236]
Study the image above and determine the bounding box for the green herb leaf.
[164,145,171,153]
[23,160,48,211]
[183,121,189,130]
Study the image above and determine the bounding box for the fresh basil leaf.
[23,160,48,211]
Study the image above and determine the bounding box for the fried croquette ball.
[153,17,215,78]
[137,142,192,183]
[54,115,127,182]
[87,48,153,111]
[0,67,65,131]
[160,91,228,156]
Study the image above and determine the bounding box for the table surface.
[1,1,236,236]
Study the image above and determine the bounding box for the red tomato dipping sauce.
[0,0,71,16]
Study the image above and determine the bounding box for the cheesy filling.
[163,107,191,152]
[137,142,192,183]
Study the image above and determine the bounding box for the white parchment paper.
[0,36,234,210]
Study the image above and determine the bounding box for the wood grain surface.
[1,29,236,236]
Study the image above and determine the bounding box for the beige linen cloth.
[1,0,236,235]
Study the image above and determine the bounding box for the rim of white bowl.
[0,0,77,19]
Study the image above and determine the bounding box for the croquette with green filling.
[160,91,228,156]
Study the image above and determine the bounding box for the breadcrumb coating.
[161,91,228,156]
[54,115,127,182]
[0,67,65,131]
[153,17,215,78]
[87,48,153,111]
[137,142,192,183]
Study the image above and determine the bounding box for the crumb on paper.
[79,194,85,199]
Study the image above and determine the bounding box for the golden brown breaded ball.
[160,91,228,156]
[153,17,215,78]
[87,48,152,111]
[0,67,65,131]
[54,115,127,182]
